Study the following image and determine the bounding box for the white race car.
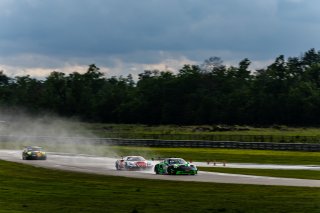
[115,156,153,170]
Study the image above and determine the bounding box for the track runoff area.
[0,149,319,187]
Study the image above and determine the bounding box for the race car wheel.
[167,166,176,175]
[154,165,159,174]
[115,162,121,170]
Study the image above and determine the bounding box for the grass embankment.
[110,146,320,165]
[0,160,320,213]
[199,167,320,180]
[81,123,320,143]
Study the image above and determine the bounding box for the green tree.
[43,71,68,115]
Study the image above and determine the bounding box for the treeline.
[1,48,320,125]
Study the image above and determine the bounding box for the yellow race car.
[22,146,47,160]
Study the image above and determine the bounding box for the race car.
[22,146,47,160]
[115,156,153,170]
[154,158,198,175]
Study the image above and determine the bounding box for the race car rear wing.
[151,157,178,161]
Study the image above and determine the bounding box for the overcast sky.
[1,0,320,79]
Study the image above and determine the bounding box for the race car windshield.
[126,157,145,161]
[168,159,187,164]
[27,147,42,151]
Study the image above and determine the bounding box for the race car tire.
[154,165,160,174]
[115,162,121,170]
[167,166,176,175]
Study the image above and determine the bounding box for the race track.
[0,149,319,187]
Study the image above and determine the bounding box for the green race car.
[154,158,198,175]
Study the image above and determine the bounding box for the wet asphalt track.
[0,149,319,187]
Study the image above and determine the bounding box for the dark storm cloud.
[1,0,320,76]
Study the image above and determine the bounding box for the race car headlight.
[27,152,32,155]
[127,162,134,166]
[173,164,178,168]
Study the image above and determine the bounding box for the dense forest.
[1,48,320,125]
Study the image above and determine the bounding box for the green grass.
[82,123,320,136]
[0,160,320,213]
[79,123,320,143]
[199,167,320,180]
[110,146,320,165]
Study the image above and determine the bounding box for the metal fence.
[97,138,320,151]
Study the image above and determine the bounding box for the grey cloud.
[0,0,320,74]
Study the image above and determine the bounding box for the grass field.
[199,167,320,180]
[0,160,319,213]
[109,146,320,165]
[82,123,320,136]
[79,123,320,143]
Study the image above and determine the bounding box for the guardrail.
[1,135,319,151]
[97,138,320,151]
